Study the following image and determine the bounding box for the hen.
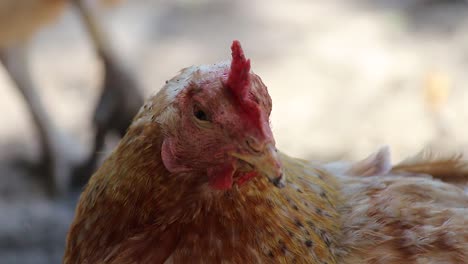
[64,41,468,263]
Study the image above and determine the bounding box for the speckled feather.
[327,147,468,263]
[64,43,343,263]
[64,110,343,263]
[64,42,468,264]
[338,173,468,263]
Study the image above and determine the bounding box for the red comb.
[227,40,251,100]
[225,40,266,136]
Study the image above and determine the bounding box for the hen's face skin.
[158,60,283,190]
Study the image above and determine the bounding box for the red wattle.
[207,163,235,190]
[237,172,258,186]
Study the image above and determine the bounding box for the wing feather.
[392,149,468,185]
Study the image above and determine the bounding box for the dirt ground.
[1,0,468,263]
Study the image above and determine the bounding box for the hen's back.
[336,153,468,263]
[0,0,66,48]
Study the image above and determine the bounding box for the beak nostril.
[246,137,262,153]
[231,141,283,188]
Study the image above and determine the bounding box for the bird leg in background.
[71,0,143,188]
[0,44,69,196]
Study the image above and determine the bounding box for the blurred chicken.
[64,41,467,263]
[324,147,468,263]
[0,0,143,195]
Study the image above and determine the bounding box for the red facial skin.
[160,41,275,190]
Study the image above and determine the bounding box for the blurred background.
[1,0,468,263]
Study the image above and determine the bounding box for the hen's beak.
[231,143,285,188]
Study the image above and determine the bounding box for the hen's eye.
[194,108,209,121]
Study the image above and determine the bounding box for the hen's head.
[140,41,283,190]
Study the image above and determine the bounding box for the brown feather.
[338,173,468,264]
[64,45,468,264]
[391,149,468,185]
[64,82,344,263]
